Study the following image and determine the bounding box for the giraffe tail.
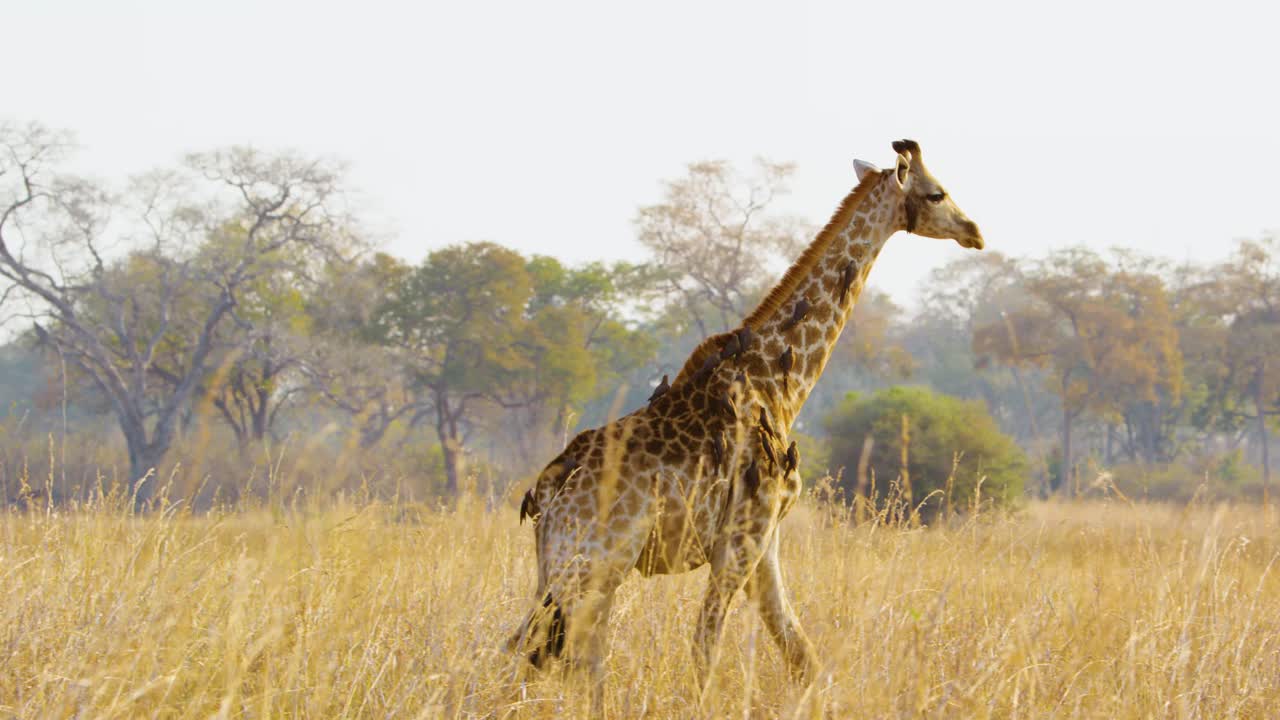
[519,489,538,525]
[519,453,583,527]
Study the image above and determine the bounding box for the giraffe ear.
[853,159,879,182]
[893,152,912,189]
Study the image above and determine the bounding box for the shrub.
[822,386,1026,518]
[1107,449,1265,503]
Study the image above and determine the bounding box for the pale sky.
[6,0,1279,304]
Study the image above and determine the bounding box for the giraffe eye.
[926,192,946,203]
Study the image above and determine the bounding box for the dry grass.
[2,489,1279,719]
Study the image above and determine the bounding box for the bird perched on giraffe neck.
[779,345,794,392]
[648,374,670,403]
[840,261,856,302]
[785,441,799,474]
[781,298,811,331]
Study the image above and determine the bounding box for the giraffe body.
[507,140,984,711]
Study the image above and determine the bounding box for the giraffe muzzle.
[958,222,984,250]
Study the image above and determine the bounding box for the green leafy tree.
[303,248,656,489]
[823,386,1026,517]
[506,257,657,464]
[368,242,532,493]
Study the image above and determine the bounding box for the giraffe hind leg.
[525,593,567,668]
[505,594,560,668]
[509,470,659,717]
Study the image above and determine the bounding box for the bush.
[1107,449,1265,503]
[823,386,1026,518]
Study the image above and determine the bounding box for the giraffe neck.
[744,174,902,430]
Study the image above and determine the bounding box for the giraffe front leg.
[745,531,820,683]
[693,539,743,692]
[693,520,769,694]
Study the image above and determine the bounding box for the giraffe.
[507,140,984,710]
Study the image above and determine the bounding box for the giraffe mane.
[670,331,734,387]
[743,169,881,330]
[670,170,881,388]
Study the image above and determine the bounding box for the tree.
[202,266,314,448]
[1184,236,1280,499]
[368,244,660,492]
[823,386,1026,518]
[834,288,915,378]
[905,252,1059,452]
[973,249,1181,493]
[502,257,658,466]
[303,252,427,449]
[369,242,533,493]
[126,228,328,449]
[634,158,804,336]
[0,122,357,505]
[1104,252,1185,465]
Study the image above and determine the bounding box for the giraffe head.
[853,139,984,250]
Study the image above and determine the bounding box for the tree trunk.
[359,413,391,449]
[125,436,167,511]
[435,399,465,496]
[1258,382,1271,506]
[1140,404,1159,464]
[441,440,461,496]
[252,385,270,442]
[1105,423,1115,465]
[1059,406,1073,496]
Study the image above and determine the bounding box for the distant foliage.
[823,386,1026,516]
[3,118,1279,506]
[973,248,1183,491]
[634,158,805,337]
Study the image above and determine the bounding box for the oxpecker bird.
[840,261,856,302]
[648,374,670,403]
[779,345,794,392]
[743,459,760,495]
[719,334,741,361]
[782,298,811,331]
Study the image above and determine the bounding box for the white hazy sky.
[7,0,1280,303]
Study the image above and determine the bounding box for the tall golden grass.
[2,483,1278,718]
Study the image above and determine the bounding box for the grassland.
[2,489,1279,719]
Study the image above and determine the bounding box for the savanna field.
[3,483,1279,719]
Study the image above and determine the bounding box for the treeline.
[1,122,1276,506]
[907,243,1279,501]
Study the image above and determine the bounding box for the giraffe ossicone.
[505,139,984,713]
